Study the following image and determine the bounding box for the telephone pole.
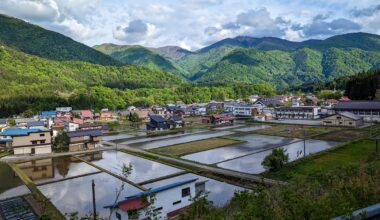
[92,179,97,220]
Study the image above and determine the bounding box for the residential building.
[305,94,319,106]
[225,103,256,117]
[248,95,260,103]
[322,112,364,127]
[169,115,183,129]
[339,96,351,101]
[0,118,7,130]
[66,129,102,152]
[189,104,207,116]
[40,111,57,119]
[146,115,170,131]
[152,106,169,117]
[106,178,206,220]
[72,110,93,122]
[253,98,283,108]
[14,118,35,127]
[202,114,234,125]
[206,101,224,112]
[0,128,52,155]
[26,121,45,129]
[275,106,321,120]
[64,121,80,132]
[56,107,72,117]
[333,101,380,122]
[100,111,113,121]
[130,108,151,121]
[78,123,109,134]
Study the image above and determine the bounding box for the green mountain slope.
[196,46,380,89]
[93,44,185,77]
[150,46,192,60]
[0,14,120,65]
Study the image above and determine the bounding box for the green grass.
[261,138,378,181]
[251,124,342,139]
[149,137,243,156]
[0,150,11,158]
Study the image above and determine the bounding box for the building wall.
[114,182,196,220]
[335,110,380,122]
[322,115,363,127]
[17,158,53,180]
[13,144,52,155]
[12,131,51,147]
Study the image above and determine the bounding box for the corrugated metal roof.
[149,115,167,123]
[334,101,380,110]
[67,129,102,138]
[338,111,362,120]
[27,121,45,127]
[0,128,47,136]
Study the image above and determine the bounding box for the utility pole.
[92,179,97,220]
[303,127,306,158]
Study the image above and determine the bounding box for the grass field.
[149,137,244,156]
[251,124,342,139]
[315,129,368,142]
[261,138,378,181]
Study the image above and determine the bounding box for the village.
[0,92,379,219]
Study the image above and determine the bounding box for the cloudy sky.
[1,0,379,50]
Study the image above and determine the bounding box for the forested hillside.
[344,67,380,100]
[0,14,120,65]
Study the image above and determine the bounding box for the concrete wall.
[13,144,52,155]
[322,115,363,127]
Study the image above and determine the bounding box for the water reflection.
[182,134,299,164]
[217,139,341,174]
[38,172,142,218]
[87,151,183,183]
[232,125,271,132]
[17,155,101,184]
[0,163,28,199]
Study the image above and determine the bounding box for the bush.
[262,148,289,171]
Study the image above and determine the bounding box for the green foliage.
[345,68,380,100]
[0,14,120,65]
[317,90,341,99]
[129,112,141,123]
[262,148,289,171]
[22,109,34,118]
[94,45,185,77]
[54,132,69,152]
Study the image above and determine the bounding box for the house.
[275,106,321,120]
[26,121,45,129]
[152,106,169,117]
[130,109,151,121]
[66,129,102,152]
[0,128,52,155]
[206,101,224,112]
[339,96,351,101]
[100,111,113,121]
[305,94,319,106]
[14,118,35,127]
[189,104,207,116]
[51,125,65,137]
[78,123,109,133]
[56,107,72,117]
[224,102,256,117]
[333,101,380,122]
[202,114,234,125]
[105,178,206,220]
[64,121,80,132]
[40,111,57,119]
[169,115,183,129]
[72,110,93,121]
[322,112,364,127]
[248,95,260,103]
[0,118,7,130]
[253,98,283,108]
[147,115,170,131]
[324,99,338,108]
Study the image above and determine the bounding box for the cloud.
[113,19,156,43]
[301,17,361,38]
[351,4,380,17]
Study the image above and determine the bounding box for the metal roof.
[338,111,362,120]
[27,121,45,127]
[334,101,380,110]
[0,128,47,136]
[0,197,37,220]
[149,114,167,123]
[66,129,102,138]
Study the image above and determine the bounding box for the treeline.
[345,68,380,100]
[0,84,275,117]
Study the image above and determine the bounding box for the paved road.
[107,141,287,186]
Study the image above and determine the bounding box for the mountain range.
[93,33,380,89]
[1,13,380,91]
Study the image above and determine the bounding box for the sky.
[0,0,379,51]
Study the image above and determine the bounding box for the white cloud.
[0,0,379,49]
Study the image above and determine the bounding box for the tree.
[54,132,69,152]
[129,112,141,123]
[261,148,289,171]
[22,109,34,118]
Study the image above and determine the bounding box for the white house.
[106,178,206,220]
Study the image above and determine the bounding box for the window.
[31,141,37,145]
[40,140,45,144]
[182,187,191,197]
[336,116,341,119]
[173,200,181,205]
[115,212,121,220]
[349,122,353,125]
[40,134,45,137]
